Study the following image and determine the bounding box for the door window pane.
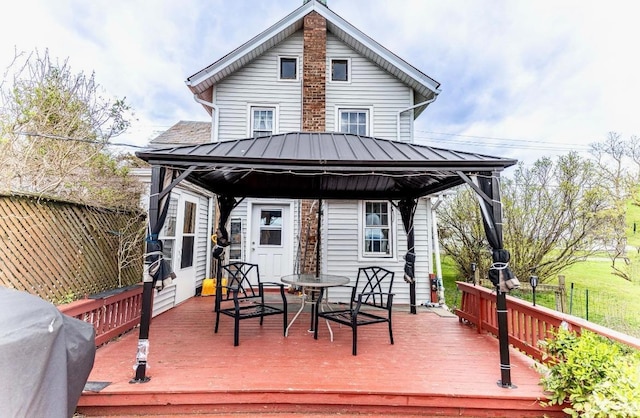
[259,209,282,246]
[183,202,196,233]
[181,236,194,268]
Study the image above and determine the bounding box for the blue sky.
[2,0,639,164]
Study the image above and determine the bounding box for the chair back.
[352,266,394,309]
[219,261,260,301]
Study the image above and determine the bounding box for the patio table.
[281,273,349,340]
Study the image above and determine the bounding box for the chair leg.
[215,311,220,333]
[388,320,394,345]
[282,307,288,336]
[234,316,240,346]
[313,312,319,340]
[352,325,357,356]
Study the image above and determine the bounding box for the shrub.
[538,327,640,417]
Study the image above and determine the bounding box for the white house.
[149,0,447,307]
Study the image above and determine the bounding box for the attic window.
[279,57,298,80]
[331,59,349,82]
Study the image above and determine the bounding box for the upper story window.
[363,201,392,257]
[279,57,298,80]
[338,108,369,136]
[331,58,349,82]
[251,107,275,137]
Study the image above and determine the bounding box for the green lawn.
[441,252,640,338]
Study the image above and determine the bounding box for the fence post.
[555,275,566,313]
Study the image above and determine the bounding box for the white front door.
[174,193,198,304]
[249,203,292,283]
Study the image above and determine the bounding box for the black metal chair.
[214,261,288,346]
[314,266,395,355]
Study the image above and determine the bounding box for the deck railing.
[455,281,640,363]
[58,284,143,347]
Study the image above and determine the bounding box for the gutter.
[396,96,437,142]
[193,94,220,143]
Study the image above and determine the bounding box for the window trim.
[278,56,299,81]
[335,106,373,136]
[247,104,279,138]
[358,200,396,260]
[329,57,351,83]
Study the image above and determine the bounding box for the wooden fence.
[455,281,640,363]
[0,194,145,302]
[58,284,143,347]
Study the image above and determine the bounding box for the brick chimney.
[302,11,326,132]
[300,10,327,275]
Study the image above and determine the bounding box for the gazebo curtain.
[398,198,418,314]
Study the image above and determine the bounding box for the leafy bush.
[538,327,640,417]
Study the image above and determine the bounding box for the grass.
[440,200,640,337]
[441,251,640,338]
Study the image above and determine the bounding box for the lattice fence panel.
[0,194,145,302]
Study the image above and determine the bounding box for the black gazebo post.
[477,170,516,389]
[131,166,165,383]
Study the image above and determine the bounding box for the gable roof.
[136,132,516,200]
[185,0,441,110]
[149,121,211,149]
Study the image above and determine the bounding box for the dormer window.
[331,58,349,82]
[279,57,298,80]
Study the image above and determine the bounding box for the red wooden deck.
[77,295,564,417]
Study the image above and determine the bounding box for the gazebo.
[134,132,518,386]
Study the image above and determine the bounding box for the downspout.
[430,195,445,307]
[193,94,219,143]
[205,196,214,279]
[396,96,437,142]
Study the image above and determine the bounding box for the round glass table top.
[281,273,350,287]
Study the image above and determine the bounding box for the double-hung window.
[363,201,392,257]
[338,108,369,136]
[251,107,275,138]
[160,197,178,271]
[180,201,197,269]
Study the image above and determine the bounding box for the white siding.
[228,198,300,272]
[195,194,211,287]
[322,199,430,305]
[325,33,414,142]
[152,285,176,317]
[215,32,303,140]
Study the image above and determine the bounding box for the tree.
[0,48,141,210]
[438,153,611,283]
[590,132,637,280]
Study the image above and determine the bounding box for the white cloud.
[1,0,639,163]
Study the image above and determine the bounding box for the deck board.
[77,295,564,417]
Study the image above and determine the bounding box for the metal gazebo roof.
[135,132,517,199]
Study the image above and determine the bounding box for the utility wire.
[415,130,590,152]
[13,131,149,149]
